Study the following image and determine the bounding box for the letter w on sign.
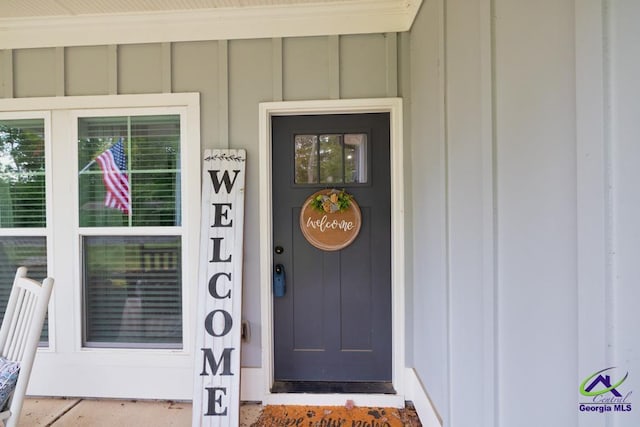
[193,149,246,427]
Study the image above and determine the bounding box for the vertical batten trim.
[161,42,172,93]
[272,38,283,102]
[385,33,398,97]
[480,0,497,426]
[218,40,229,148]
[602,0,614,376]
[440,0,452,422]
[107,45,118,95]
[2,50,14,99]
[55,47,65,97]
[328,35,340,99]
[575,4,609,427]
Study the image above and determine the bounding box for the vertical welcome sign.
[193,149,246,427]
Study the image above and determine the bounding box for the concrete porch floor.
[18,398,262,426]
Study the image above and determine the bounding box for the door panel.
[272,113,391,388]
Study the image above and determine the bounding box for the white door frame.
[258,98,405,407]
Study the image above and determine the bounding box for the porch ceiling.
[0,0,422,49]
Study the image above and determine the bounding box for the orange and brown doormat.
[252,404,422,427]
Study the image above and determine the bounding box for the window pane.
[78,115,181,227]
[130,116,180,171]
[83,236,182,348]
[0,119,46,228]
[0,237,48,344]
[344,134,368,184]
[132,172,180,226]
[319,134,343,184]
[294,135,318,184]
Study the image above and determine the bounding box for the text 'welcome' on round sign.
[299,189,361,251]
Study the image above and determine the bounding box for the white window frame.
[0,94,200,399]
[0,110,55,350]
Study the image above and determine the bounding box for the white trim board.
[258,98,405,407]
[0,93,200,112]
[240,367,264,402]
[0,0,423,50]
[404,369,443,427]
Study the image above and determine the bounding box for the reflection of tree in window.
[294,132,367,185]
[0,120,46,228]
[294,135,318,184]
[320,135,343,183]
[0,119,49,343]
[344,134,367,184]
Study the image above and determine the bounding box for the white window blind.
[83,236,181,348]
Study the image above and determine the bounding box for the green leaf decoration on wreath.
[310,189,352,214]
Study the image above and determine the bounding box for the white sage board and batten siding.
[408,1,640,426]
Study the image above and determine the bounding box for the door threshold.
[271,381,395,394]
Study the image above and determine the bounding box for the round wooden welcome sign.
[299,189,361,251]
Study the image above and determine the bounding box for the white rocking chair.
[0,267,54,427]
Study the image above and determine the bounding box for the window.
[0,94,199,398]
[77,114,184,349]
[78,116,181,227]
[83,236,181,348]
[294,133,368,184]
[0,117,49,344]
